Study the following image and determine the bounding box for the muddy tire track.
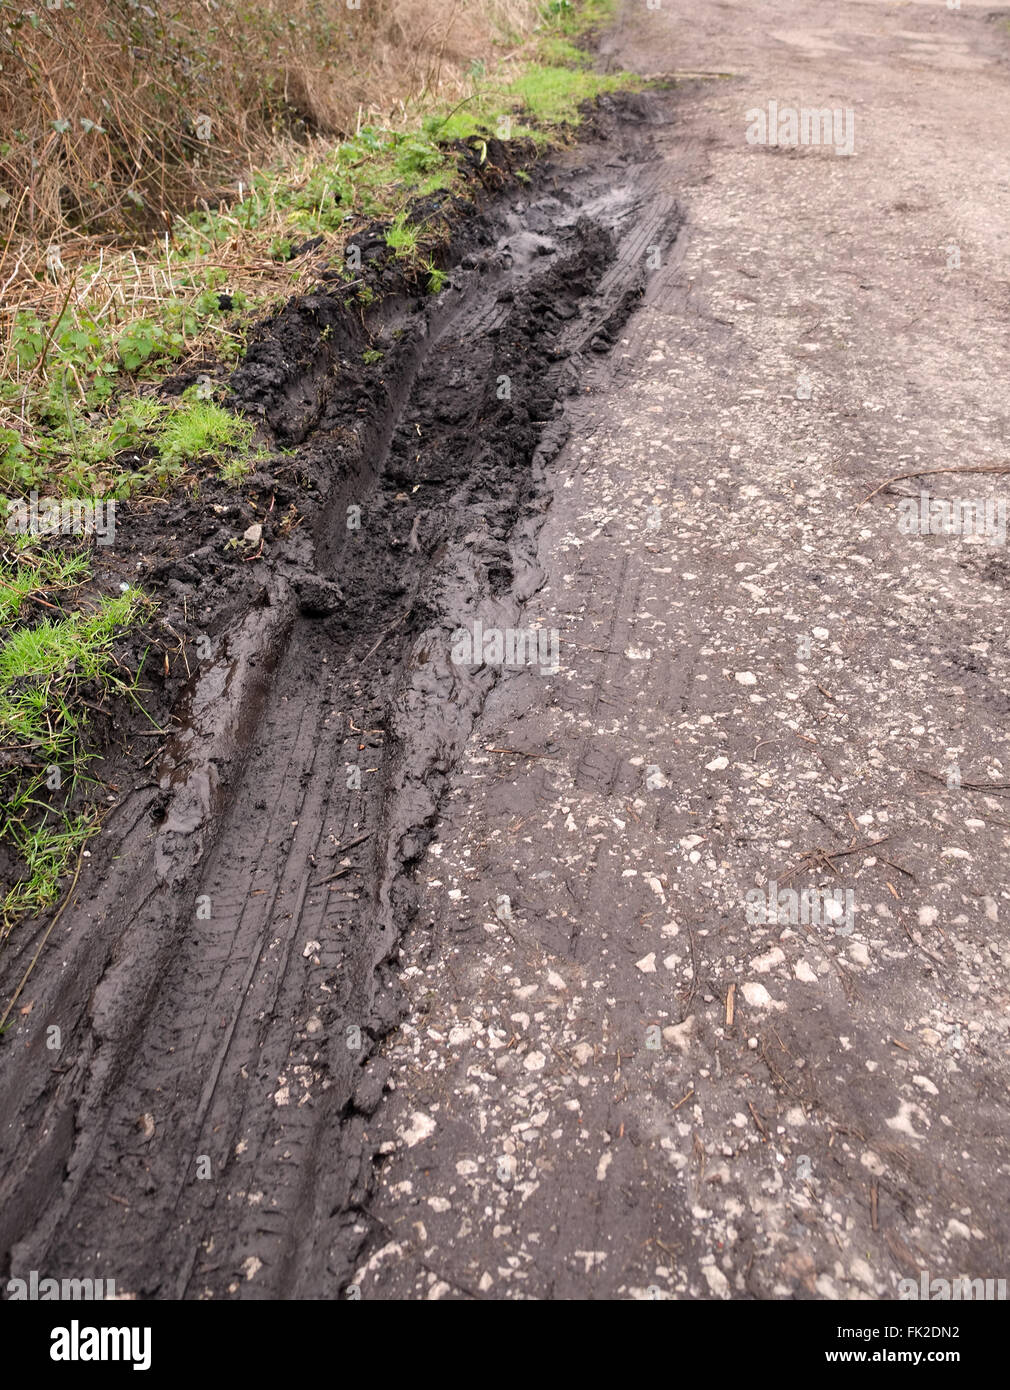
[0,95,684,1299]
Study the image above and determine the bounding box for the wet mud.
[0,92,682,1297]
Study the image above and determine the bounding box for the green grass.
[507,63,635,124]
[2,813,96,932]
[0,580,149,938]
[385,213,422,259]
[0,590,139,755]
[157,399,260,476]
[0,541,91,624]
[2,393,266,498]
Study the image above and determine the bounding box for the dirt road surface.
[353,0,1010,1299]
[3,0,1009,1301]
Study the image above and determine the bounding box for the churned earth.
[351,0,1010,1299]
[3,0,1010,1303]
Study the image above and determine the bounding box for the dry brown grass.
[0,0,538,250]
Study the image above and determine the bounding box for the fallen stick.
[859,463,1010,507]
[0,842,87,1031]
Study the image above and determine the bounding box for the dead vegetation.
[0,0,539,250]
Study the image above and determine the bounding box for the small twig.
[880,856,916,881]
[336,832,371,852]
[311,867,352,888]
[0,842,88,1033]
[914,767,1010,792]
[860,463,1010,507]
[779,836,889,886]
[486,747,556,758]
[28,271,79,382]
[359,608,410,664]
[747,1100,769,1142]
